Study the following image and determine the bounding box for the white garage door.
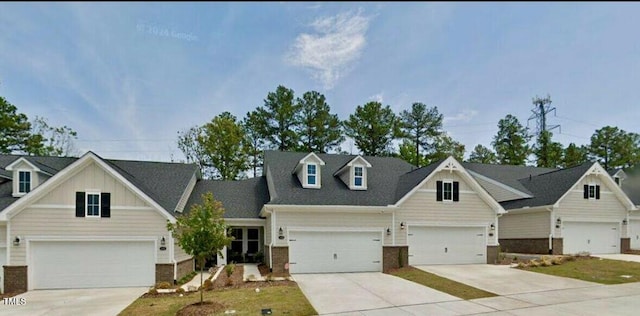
[288,231,382,273]
[0,248,5,293]
[31,240,155,289]
[563,222,619,254]
[630,220,640,250]
[408,226,486,265]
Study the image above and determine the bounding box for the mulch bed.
[0,291,25,299]
[176,301,226,316]
[625,250,640,255]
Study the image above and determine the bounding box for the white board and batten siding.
[395,170,498,246]
[499,211,551,239]
[9,161,171,266]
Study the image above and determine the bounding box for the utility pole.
[527,94,560,136]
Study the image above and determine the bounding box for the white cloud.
[287,10,371,89]
[444,109,479,124]
[368,92,384,103]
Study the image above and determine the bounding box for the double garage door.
[563,222,619,254]
[288,231,382,274]
[408,226,486,265]
[30,240,155,289]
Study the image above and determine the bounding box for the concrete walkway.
[594,253,640,263]
[243,263,265,281]
[180,271,211,291]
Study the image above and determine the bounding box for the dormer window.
[307,164,317,186]
[18,171,31,194]
[354,166,363,187]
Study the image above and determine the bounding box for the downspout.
[264,208,274,270]
[169,232,177,281]
[547,207,554,254]
[391,211,395,246]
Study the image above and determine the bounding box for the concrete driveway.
[594,254,640,263]
[0,287,146,316]
[293,272,475,315]
[416,264,598,295]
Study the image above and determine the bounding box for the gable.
[35,161,150,208]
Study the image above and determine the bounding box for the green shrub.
[176,287,186,294]
[225,264,236,277]
[148,288,158,295]
[155,281,173,289]
[177,271,198,285]
[202,279,213,290]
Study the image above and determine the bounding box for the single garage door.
[408,226,486,265]
[288,231,382,273]
[630,220,640,250]
[31,240,155,289]
[563,222,619,254]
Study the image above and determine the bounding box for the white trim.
[352,165,366,190]
[5,157,41,172]
[297,152,326,166]
[442,180,454,202]
[3,152,177,222]
[553,162,637,211]
[304,162,320,188]
[86,191,101,217]
[14,170,32,197]
[287,226,384,233]
[225,218,266,226]
[27,204,154,211]
[394,156,506,215]
[467,170,533,199]
[334,155,372,175]
[407,223,495,247]
[417,189,477,194]
[265,204,393,214]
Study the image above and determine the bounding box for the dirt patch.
[213,265,244,288]
[176,301,226,316]
[258,264,270,277]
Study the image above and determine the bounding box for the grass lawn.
[519,257,640,284]
[388,267,497,300]
[119,283,317,316]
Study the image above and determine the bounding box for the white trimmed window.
[18,171,31,194]
[86,192,101,217]
[354,166,363,187]
[307,163,317,186]
[584,184,600,200]
[443,181,453,201]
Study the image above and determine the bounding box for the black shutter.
[595,185,600,200]
[453,181,460,202]
[583,185,589,199]
[436,181,443,201]
[75,192,85,217]
[101,193,111,218]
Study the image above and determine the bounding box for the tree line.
[178,86,640,180]
[1,95,78,157]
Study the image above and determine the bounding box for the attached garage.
[288,230,382,273]
[30,240,155,289]
[408,226,486,265]
[562,222,619,254]
[631,219,640,250]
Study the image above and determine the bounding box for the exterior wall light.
[13,236,20,246]
[556,217,562,229]
[623,219,628,225]
[278,227,285,240]
[489,223,495,237]
[400,222,405,230]
[386,228,391,236]
[161,236,166,246]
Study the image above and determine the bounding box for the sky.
[1,2,639,163]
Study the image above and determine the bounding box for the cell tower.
[527,94,560,136]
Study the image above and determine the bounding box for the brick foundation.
[499,238,555,254]
[176,258,194,281]
[270,246,289,275]
[621,238,631,253]
[155,263,173,284]
[4,266,27,293]
[552,238,563,255]
[487,245,499,264]
[383,246,408,272]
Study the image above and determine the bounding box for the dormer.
[611,169,627,187]
[5,157,42,197]
[334,155,372,190]
[293,153,325,189]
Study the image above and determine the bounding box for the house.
[0,152,199,293]
[184,151,505,275]
[464,161,638,255]
[618,165,640,249]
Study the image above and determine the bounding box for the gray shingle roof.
[395,161,442,202]
[185,177,270,218]
[0,154,198,215]
[264,151,416,206]
[498,162,593,209]
[622,165,640,205]
[462,162,557,196]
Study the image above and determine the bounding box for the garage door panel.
[409,226,486,265]
[631,220,640,250]
[31,241,155,289]
[289,231,382,274]
[563,222,619,254]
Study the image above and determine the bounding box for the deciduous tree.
[199,112,249,180]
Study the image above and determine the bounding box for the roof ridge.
[516,162,592,180]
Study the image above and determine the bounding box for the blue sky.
[1,2,638,162]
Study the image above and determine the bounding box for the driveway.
[594,254,640,263]
[0,287,146,316]
[416,264,598,295]
[293,272,470,315]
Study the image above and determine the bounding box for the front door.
[227,227,262,263]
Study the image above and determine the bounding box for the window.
[583,184,600,200]
[247,228,259,254]
[18,171,31,194]
[615,177,620,186]
[354,166,363,187]
[307,164,317,185]
[437,180,460,202]
[86,193,100,217]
